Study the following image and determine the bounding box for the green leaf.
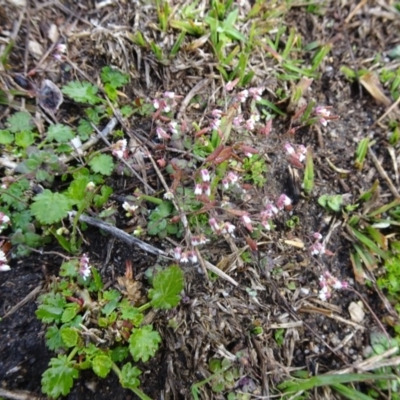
[148,265,184,309]
[102,290,121,316]
[61,303,80,323]
[101,66,129,88]
[42,355,79,398]
[62,81,102,105]
[60,327,79,347]
[36,293,66,323]
[45,326,65,351]
[89,154,114,176]
[93,185,113,207]
[47,124,74,143]
[0,129,14,144]
[91,267,104,291]
[120,362,141,390]
[103,289,121,300]
[15,130,35,148]
[104,83,118,101]
[7,111,33,132]
[129,325,161,362]
[60,261,78,277]
[92,355,112,378]
[119,299,143,326]
[31,189,72,224]
[77,118,93,140]
[111,346,129,362]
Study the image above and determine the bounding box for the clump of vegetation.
[36,257,184,399]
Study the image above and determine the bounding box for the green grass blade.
[350,226,389,260]
[303,147,314,195]
[256,99,285,116]
[331,383,375,400]
[278,373,397,393]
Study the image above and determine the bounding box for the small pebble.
[348,301,365,323]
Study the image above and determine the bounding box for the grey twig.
[69,211,167,257]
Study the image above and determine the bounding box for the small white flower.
[237,89,248,102]
[168,121,179,134]
[164,191,174,200]
[0,250,8,263]
[156,127,171,140]
[284,143,295,155]
[200,169,210,182]
[0,264,11,272]
[174,247,182,261]
[0,213,10,224]
[164,91,175,99]
[122,201,138,216]
[79,254,91,280]
[211,119,221,130]
[180,252,189,263]
[194,184,203,195]
[211,109,223,118]
[112,139,127,159]
[188,251,198,263]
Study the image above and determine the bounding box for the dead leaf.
[28,40,44,60]
[360,72,392,107]
[47,24,59,43]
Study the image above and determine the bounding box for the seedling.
[355,138,370,170]
[318,194,343,213]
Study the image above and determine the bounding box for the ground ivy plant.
[36,257,184,399]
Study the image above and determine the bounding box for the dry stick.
[373,94,400,127]
[368,146,400,198]
[1,283,43,319]
[68,211,167,257]
[0,388,40,400]
[177,78,210,120]
[337,347,400,375]
[345,0,368,23]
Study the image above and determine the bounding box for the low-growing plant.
[36,257,184,399]
[363,331,400,398]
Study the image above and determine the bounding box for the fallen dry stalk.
[68,211,167,257]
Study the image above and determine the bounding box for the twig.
[1,283,43,319]
[203,256,238,286]
[368,146,400,198]
[373,94,400,126]
[0,389,40,400]
[177,78,210,120]
[337,347,400,374]
[68,211,167,257]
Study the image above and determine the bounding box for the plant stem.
[137,302,151,313]
[67,346,79,362]
[138,194,163,205]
